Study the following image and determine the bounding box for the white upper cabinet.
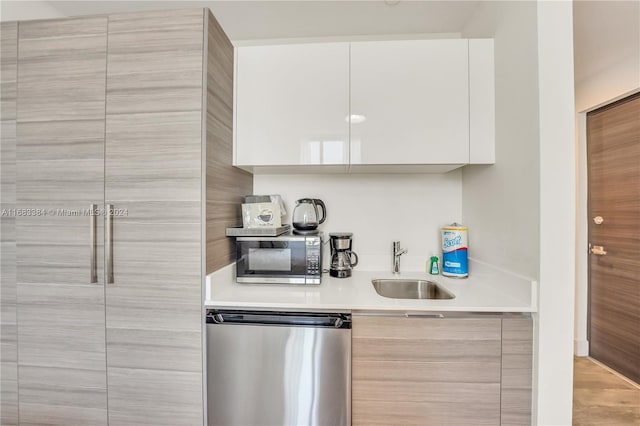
[234,39,495,172]
[350,39,469,167]
[469,39,495,164]
[235,43,350,169]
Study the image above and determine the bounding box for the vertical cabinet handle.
[90,204,97,283]
[106,204,114,284]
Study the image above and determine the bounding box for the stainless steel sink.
[371,279,455,300]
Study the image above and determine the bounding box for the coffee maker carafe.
[329,233,359,278]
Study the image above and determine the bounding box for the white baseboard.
[574,339,589,356]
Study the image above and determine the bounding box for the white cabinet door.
[350,39,470,165]
[235,43,350,167]
[469,39,495,164]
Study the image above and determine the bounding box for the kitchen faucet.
[392,241,407,274]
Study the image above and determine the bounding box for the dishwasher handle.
[207,310,351,329]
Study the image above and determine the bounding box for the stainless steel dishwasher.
[206,310,351,426]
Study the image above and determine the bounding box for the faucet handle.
[392,241,407,274]
[393,241,407,253]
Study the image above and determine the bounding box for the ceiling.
[2,1,481,40]
[2,1,638,87]
[573,0,640,84]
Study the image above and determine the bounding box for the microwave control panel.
[305,238,322,279]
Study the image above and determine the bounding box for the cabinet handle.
[405,313,445,318]
[106,204,114,284]
[89,204,97,283]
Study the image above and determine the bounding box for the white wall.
[575,55,640,112]
[462,1,577,424]
[254,172,462,272]
[536,2,576,425]
[574,111,590,357]
[573,0,640,113]
[5,1,478,40]
[461,1,540,279]
[573,3,640,357]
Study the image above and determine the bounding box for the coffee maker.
[329,233,359,278]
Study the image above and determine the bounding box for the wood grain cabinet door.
[104,9,205,426]
[1,20,19,426]
[352,315,502,426]
[500,317,533,426]
[15,17,109,426]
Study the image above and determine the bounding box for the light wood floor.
[573,357,640,425]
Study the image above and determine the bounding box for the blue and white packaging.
[441,224,468,278]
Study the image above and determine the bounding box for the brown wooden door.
[587,92,640,384]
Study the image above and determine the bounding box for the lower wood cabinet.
[501,317,534,426]
[352,314,532,426]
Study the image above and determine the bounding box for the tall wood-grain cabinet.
[0,9,251,426]
[1,20,19,426]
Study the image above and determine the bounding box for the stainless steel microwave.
[235,234,322,284]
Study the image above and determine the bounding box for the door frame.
[575,87,640,357]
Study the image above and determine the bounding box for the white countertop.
[205,259,537,313]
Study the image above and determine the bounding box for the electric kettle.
[292,198,327,233]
